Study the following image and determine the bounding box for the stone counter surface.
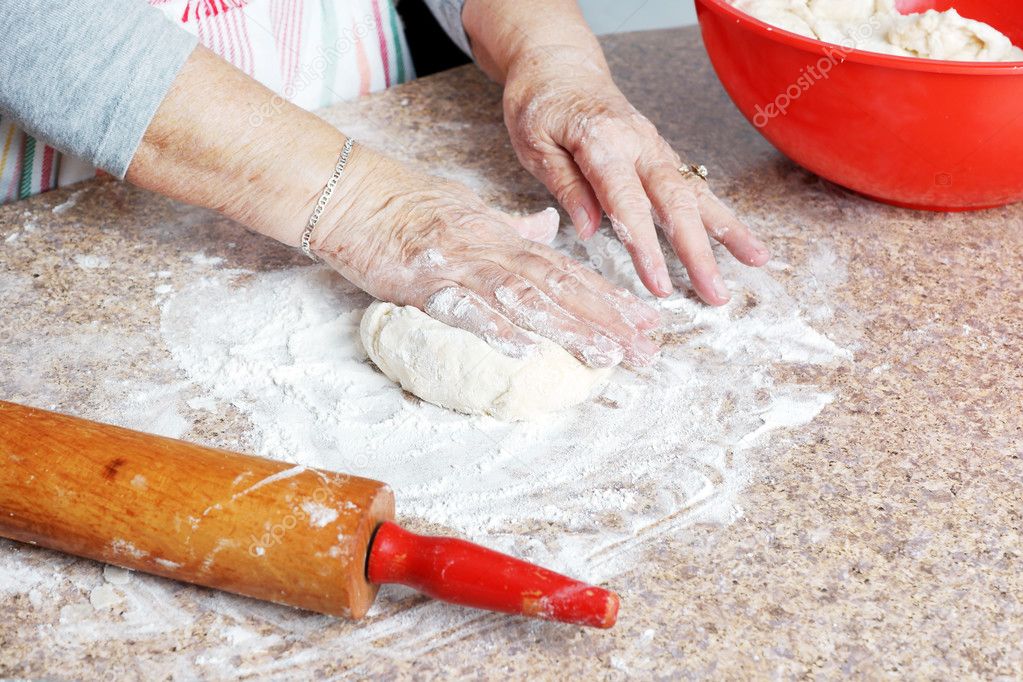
[1,28,1021,679]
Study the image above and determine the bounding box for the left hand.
[502,46,771,305]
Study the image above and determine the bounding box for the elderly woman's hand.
[501,45,771,305]
[310,146,661,367]
[130,47,659,368]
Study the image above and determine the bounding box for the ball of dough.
[730,0,1023,61]
[887,9,1023,62]
[359,302,613,421]
[731,0,818,39]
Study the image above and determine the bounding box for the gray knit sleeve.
[0,0,198,179]
[421,0,473,57]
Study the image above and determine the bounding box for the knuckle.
[410,278,455,309]
[689,178,715,200]
[396,235,437,268]
[661,189,700,218]
[575,140,618,172]
[678,247,718,273]
[632,113,659,137]
[494,276,544,313]
[656,140,683,168]
[425,284,465,308]
[511,145,542,173]
[606,186,651,216]
[524,132,546,152]
[575,122,637,160]
[547,172,586,206]
[514,136,548,166]
[474,261,508,283]
[706,214,745,242]
[544,267,585,296]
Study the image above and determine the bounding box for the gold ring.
[678,164,709,181]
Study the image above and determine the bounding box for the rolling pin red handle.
[366,521,620,629]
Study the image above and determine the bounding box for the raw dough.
[731,0,1023,61]
[359,301,612,421]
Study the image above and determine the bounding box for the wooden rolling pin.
[0,401,618,627]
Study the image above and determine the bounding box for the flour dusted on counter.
[731,0,1023,61]
[156,229,850,583]
[1,221,851,667]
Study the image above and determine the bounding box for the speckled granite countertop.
[2,27,1022,679]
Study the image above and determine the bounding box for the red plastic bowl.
[695,0,1023,210]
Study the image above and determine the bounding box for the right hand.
[308,143,661,368]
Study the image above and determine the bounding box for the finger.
[607,287,661,331]
[534,148,602,240]
[463,266,625,369]
[697,193,771,267]
[642,163,731,306]
[577,152,673,298]
[424,285,539,359]
[493,205,660,330]
[517,239,661,331]
[499,250,660,366]
[504,207,561,245]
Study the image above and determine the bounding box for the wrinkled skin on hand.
[502,46,771,305]
[311,147,661,368]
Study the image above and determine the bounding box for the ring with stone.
[678,163,709,181]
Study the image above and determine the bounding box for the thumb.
[504,207,561,245]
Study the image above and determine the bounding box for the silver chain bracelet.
[301,137,356,261]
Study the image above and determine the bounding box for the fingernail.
[582,335,625,368]
[634,334,660,356]
[572,208,591,237]
[535,207,560,244]
[487,334,538,359]
[627,303,661,330]
[712,275,731,302]
[633,301,661,327]
[656,269,674,297]
[750,236,771,259]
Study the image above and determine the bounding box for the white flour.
[156,234,846,571]
[1,226,850,670]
